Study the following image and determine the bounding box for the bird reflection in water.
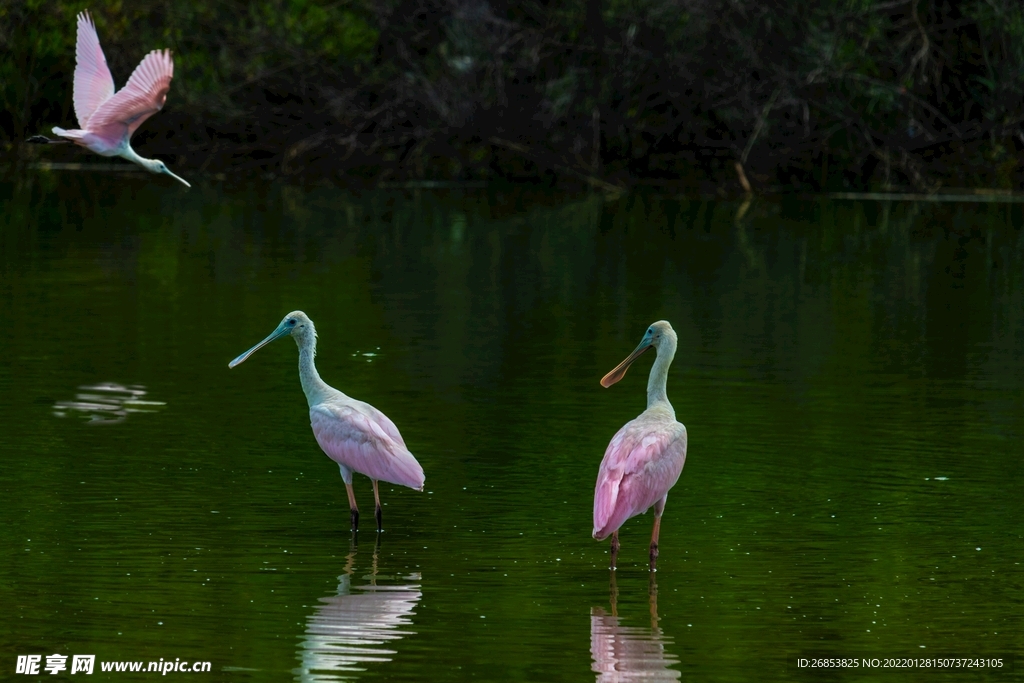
[294,540,422,682]
[53,382,165,424]
[591,574,681,682]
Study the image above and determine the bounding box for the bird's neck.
[119,145,160,173]
[297,336,332,407]
[646,335,676,412]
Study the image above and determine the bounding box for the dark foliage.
[4,0,1024,190]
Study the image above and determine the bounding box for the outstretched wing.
[73,11,115,129]
[310,403,425,490]
[85,49,174,142]
[592,423,687,540]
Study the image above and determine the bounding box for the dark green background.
[1,175,1022,680]
[6,0,1024,189]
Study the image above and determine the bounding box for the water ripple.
[591,577,681,682]
[294,567,421,682]
[53,382,165,424]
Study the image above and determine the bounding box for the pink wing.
[310,403,425,490]
[73,11,115,129]
[593,423,687,540]
[350,398,407,449]
[85,48,174,142]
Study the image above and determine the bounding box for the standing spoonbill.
[28,10,190,187]
[593,321,688,571]
[229,311,424,532]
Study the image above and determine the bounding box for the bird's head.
[228,311,317,368]
[600,320,676,387]
[145,159,190,187]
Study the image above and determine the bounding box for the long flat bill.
[228,326,290,368]
[600,340,652,387]
[166,169,191,187]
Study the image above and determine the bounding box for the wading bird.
[593,321,688,571]
[28,10,190,187]
[229,311,425,532]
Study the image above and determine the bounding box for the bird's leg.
[649,516,662,571]
[649,496,666,572]
[345,482,360,532]
[372,480,383,533]
[26,135,68,144]
[609,531,620,571]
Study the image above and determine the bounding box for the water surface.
[1,176,1022,680]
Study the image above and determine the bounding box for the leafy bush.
[4,0,1024,189]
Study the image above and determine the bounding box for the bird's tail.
[52,126,88,141]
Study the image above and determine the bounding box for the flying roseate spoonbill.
[593,321,688,571]
[229,311,425,532]
[28,10,190,187]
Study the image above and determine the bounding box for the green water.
[1,175,1022,681]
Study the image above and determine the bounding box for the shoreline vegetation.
[3,0,1024,192]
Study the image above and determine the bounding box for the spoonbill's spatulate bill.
[229,311,425,532]
[35,11,190,187]
[593,321,688,571]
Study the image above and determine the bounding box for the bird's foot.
[350,508,360,532]
[26,135,67,144]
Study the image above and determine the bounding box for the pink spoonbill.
[593,321,688,571]
[229,311,424,532]
[29,11,190,187]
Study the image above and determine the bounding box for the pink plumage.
[84,48,174,145]
[72,11,115,130]
[594,321,688,571]
[229,311,424,532]
[311,403,425,491]
[593,426,687,541]
[43,10,189,186]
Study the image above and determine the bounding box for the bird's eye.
[288,319,296,325]
[648,328,653,335]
